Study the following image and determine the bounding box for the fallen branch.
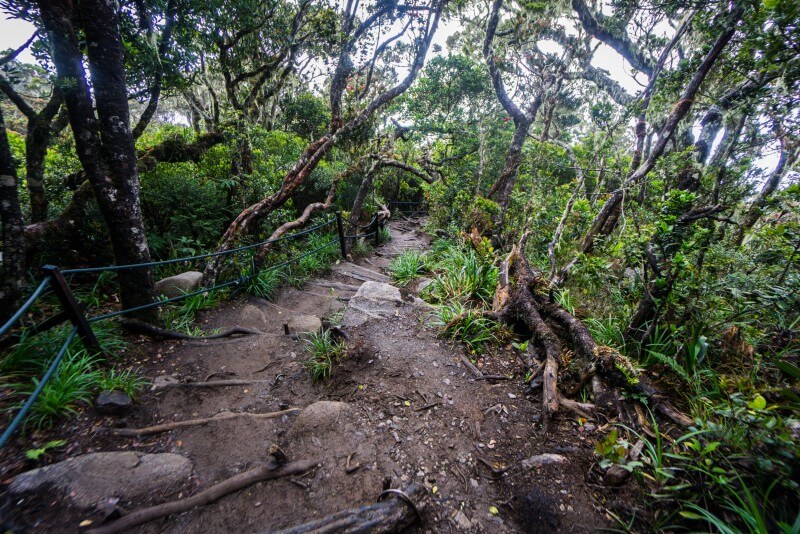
[460,355,483,378]
[90,459,317,534]
[153,379,270,390]
[119,318,262,340]
[273,483,425,534]
[106,408,301,436]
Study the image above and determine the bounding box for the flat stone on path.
[342,281,428,327]
[9,452,192,508]
[287,315,322,336]
[239,304,267,331]
[154,271,203,298]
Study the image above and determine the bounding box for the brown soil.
[1,218,639,532]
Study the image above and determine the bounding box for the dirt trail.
[4,219,621,532]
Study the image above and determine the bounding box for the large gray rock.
[342,281,427,327]
[288,401,351,439]
[239,304,267,331]
[287,315,322,337]
[9,452,192,508]
[154,271,203,298]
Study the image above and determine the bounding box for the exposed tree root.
[105,408,301,436]
[118,318,262,339]
[89,458,317,534]
[273,483,426,534]
[494,231,691,430]
[152,379,270,390]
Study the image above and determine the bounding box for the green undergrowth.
[0,322,146,430]
[418,238,505,354]
[389,250,429,286]
[303,330,347,382]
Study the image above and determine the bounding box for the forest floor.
[1,219,639,533]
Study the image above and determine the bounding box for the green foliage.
[434,302,501,354]
[303,331,346,382]
[423,245,498,305]
[97,368,147,398]
[25,440,67,461]
[246,268,282,300]
[389,250,428,286]
[23,349,103,430]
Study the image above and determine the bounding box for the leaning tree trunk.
[349,160,381,231]
[38,0,156,320]
[732,142,797,247]
[202,2,444,285]
[0,107,26,323]
[554,11,740,285]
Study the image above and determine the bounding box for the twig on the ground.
[345,451,360,474]
[460,355,483,378]
[414,402,442,412]
[119,318,262,340]
[153,379,269,390]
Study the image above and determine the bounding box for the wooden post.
[335,211,347,258]
[373,212,380,247]
[41,265,102,353]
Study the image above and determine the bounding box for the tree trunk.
[24,92,64,223]
[38,0,155,320]
[349,160,380,231]
[732,142,798,247]
[0,107,26,323]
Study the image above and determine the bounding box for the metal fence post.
[335,211,347,258]
[41,265,102,353]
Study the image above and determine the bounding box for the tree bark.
[274,484,426,534]
[0,107,26,323]
[38,0,156,320]
[732,141,798,247]
[0,76,65,223]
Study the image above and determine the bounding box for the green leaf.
[748,394,767,411]
[679,511,705,520]
[489,506,499,515]
[775,361,800,380]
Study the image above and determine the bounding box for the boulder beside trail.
[239,304,267,331]
[288,401,351,439]
[9,452,192,508]
[287,315,323,337]
[94,390,133,415]
[154,271,203,298]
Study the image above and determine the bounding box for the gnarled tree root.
[89,458,317,534]
[105,408,301,436]
[274,483,426,534]
[495,231,691,430]
[119,318,262,340]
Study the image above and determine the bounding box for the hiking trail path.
[4,218,621,533]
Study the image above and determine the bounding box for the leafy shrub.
[434,302,501,354]
[389,251,428,286]
[303,331,346,382]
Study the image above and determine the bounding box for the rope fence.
[0,209,388,448]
